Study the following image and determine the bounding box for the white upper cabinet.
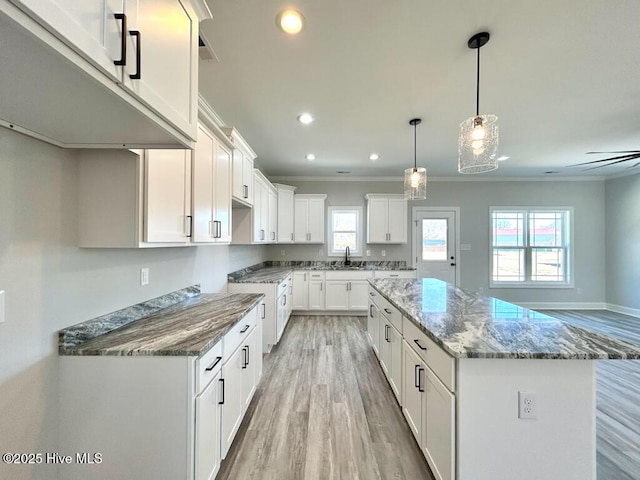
[294,194,326,243]
[192,122,232,244]
[365,194,408,244]
[223,127,256,207]
[230,169,277,244]
[78,149,193,247]
[1,0,210,147]
[268,186,278,242]
[275,184,296,244]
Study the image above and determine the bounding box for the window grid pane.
[492,248,525,282]
[529,212,564,247]
[422,219,448,260]
[531,247,565,282]
[493,212,524,246]
[329,208,361,255]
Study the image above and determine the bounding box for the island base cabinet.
[367,300,380,357]
[423,367,455,480]
[402,341,424,443]
[456,358,596,480]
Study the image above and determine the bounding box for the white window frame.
[490,206,574,288]
[327,206,363,257]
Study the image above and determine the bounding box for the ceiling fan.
[569,151,640,170]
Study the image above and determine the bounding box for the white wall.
[267,179,606,305]
[0,128,266,480]
[605,172,640,312]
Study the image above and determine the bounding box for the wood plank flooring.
[542,310,640,480]
[217,315,434,480]
[218,310,640,480]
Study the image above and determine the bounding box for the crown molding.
[268,175,606,183]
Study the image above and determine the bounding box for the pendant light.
[404,118,427,200]
[458,32,499,174]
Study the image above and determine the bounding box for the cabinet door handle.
[271,231,276,241]
[414,339,428,351]
[240,324,250,333]
[283,294,287,306]
[242,346,248,369]
[369,292,376,297]
[290,232,294,241]
[217,220,223,239]
[369,304,374,317]
[218,378,225,405]
[261,303,266,319]
[128,30,141,79]
[113,13,127,66]
[186,215,193,238]
[208,220,213,237]
[390,274,399,278]
[384,308,392,315]
[205,356,222,372]
[320,283,323,291]
[418,367,425,392]
[384,324,389,342]
[243,185,248,199]
[414,364,421,389]
[246,345,250,366]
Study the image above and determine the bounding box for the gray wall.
[605,173,640,311]
[0,128,266,480]
[267,178,606,305]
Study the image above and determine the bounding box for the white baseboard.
[606,303,640,318]
[517,302,607,310]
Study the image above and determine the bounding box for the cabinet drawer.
[223,307,258,361]
[373,271,417,279]
[325,271,373,281]
[377,295,403,333]
[196,340,223,394]
[308,271,325,280]
[277,274,292,298]
[403,317,455,392]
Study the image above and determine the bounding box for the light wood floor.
[218,310,640,480]
[217,315,434,480]
[542,310,640,480]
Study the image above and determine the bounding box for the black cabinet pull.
[369,292,376,296]
[246,345,250,366]
[186,215,193,238]
[384,324,390,342]
[242,346,248,369]
[369,304,374,317]
[418,367,425,392]
[113,13,127,66]
[414,339,428,351]
[384,308,392,315]
[240,324,250,333]
[218,378,225,404]
[129,30,141,79]
[205,356,222,372]
[243,185,248,198]
[414,364,421,389]
[283,294,287,306]
[261,303,266,319]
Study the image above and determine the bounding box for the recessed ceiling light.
[297,113,314,124]
[277,10,305,35]
[497,155,510,161]
[305,154,316,161]
[369,153,380,161]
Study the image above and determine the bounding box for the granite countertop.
[228,261,415,284]
[369,278,640,360]
[59,292,264,357]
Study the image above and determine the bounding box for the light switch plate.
[0,290,5,324]
[140,268,149,286]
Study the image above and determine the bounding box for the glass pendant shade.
[458,114,499,174]
[404,167,427,200]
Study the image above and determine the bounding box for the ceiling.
[199,0,640,179]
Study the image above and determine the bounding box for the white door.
[348,281,370,310]
[294,198,308,243]
[387,198,407,243]
[367,197,388,243]
[402,341,424,445]
[291,272,308,310]
[413,208,459,285]
[214,142,232,242]
[325,281,349,310]
[307,198,325,243]
[194,371,221,480]
[424,367,456,480]
[192,125,214,243]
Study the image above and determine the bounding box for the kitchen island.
[367,278,640,480]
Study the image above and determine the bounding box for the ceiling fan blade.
[630,161,640,168]
[580,156,640,170]
[569,153,640,167]
[586,150,640,154]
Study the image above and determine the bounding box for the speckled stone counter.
[369,277,640,360]
[227,260,415,283]
[59,290,264,357]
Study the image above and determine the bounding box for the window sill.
[327,253,363,258]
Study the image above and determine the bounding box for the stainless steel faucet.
[345,246,351,265]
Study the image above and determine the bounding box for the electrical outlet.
[280,250,286,257]
[518,391,537,419]
[140,268,149,286]
[366,250,371,257]
[381,250,386,257]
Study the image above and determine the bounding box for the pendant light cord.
[476,45,480,116]
[413,122,417,169]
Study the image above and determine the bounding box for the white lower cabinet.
[59,302,261,480]
[195,367,222,480]
[325,280,350,310]
[292,271,309,310]
[324,271,373,311]
[308,274,325,310]
[369,285,456,480]
[228,274,292,353]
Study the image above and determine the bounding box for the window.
[490,208,572,287]
[328,206,363,256]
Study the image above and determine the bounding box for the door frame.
[412,206,461,286]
